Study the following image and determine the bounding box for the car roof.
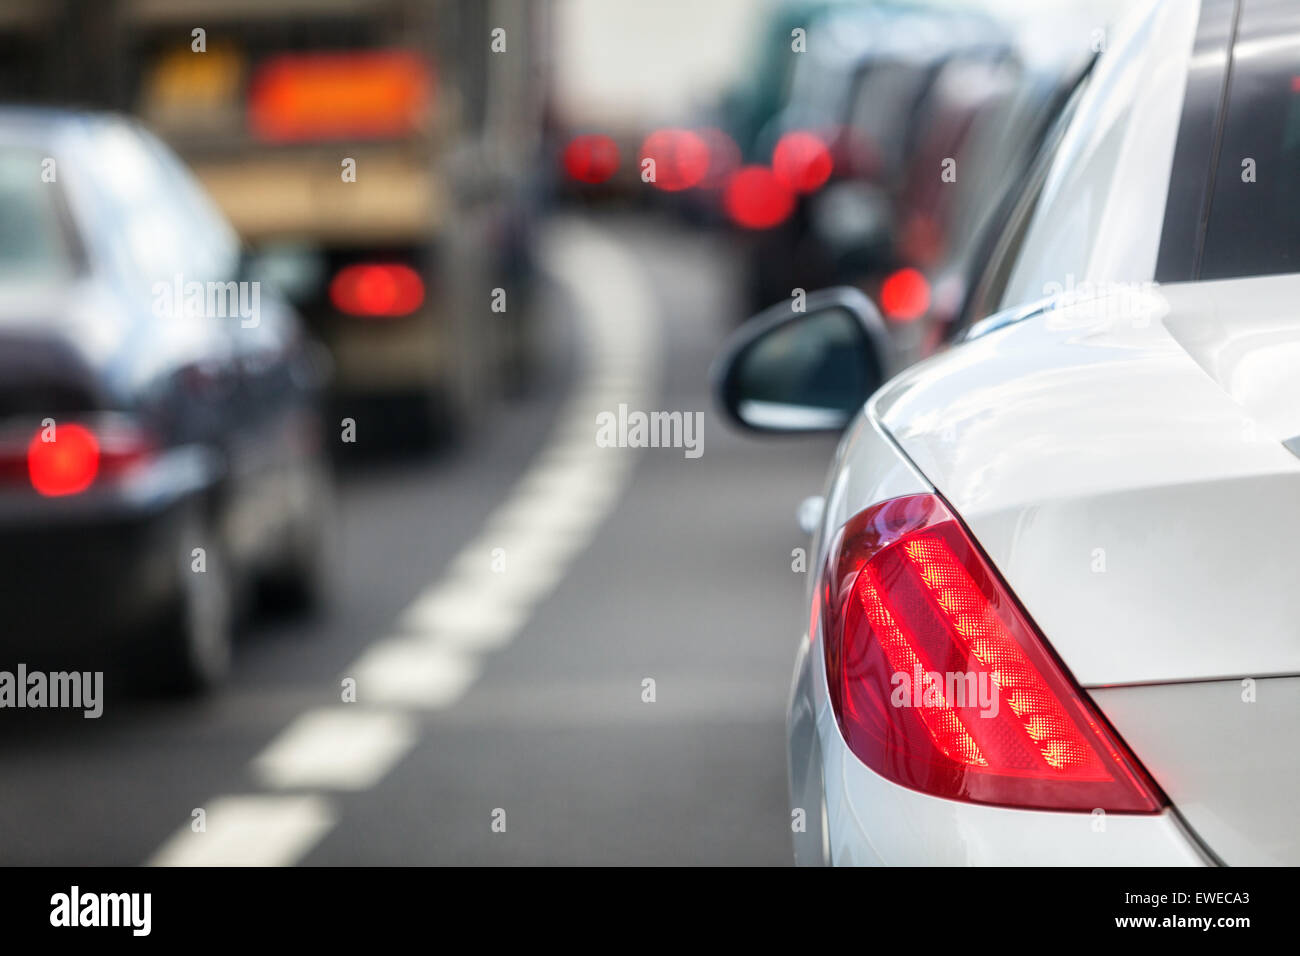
[811,3,1004,66]
[0,105,96,132]
[0,106,136,154]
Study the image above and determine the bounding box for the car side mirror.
[712,286,894,434]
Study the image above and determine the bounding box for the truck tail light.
[329,263,424,318]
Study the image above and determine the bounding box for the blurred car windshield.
[0,147,73,282]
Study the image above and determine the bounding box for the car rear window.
[0,147,74,281]
[1199,0,1300,280]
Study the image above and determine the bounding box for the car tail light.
[562,134,620,184]
[639,128,711,192]
[28,423,98,496]
[879,268,931,322]
[25,420,153,497]
[329,263,425,318]
[722,166,795,229]
[821,494,1164,812]
[772,131,833,193]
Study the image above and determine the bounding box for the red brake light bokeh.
[723,166,795,229]
[330,263,425,318]
[880,267,931,322]
[28,423,99,497]
[820,493,1164,812]
[638,128,710,192]
[562,134,620,184]
[772,131,833,193]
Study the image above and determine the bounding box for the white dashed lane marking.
[398,579,531,650]
[149,795,336,867]
[350,639,481,708]
[145,219,660,865]
[252,709,420,791]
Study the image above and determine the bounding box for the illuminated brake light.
[880,267,930,322]
[772,131,833,193]
[248,51,432,143]
[722,166,795,229]
[563,134,620,184]
[638,129,710,192]
[821,494,1163,812]
[330,263,425,318]
[28,423,99,497]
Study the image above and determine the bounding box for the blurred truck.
[0,0,549,444]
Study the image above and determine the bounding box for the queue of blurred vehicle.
[0,0,551,693]
[1,0,550,443]
[715,0,1300,866]
[557,0,1096,374]
[734,1,1007,313]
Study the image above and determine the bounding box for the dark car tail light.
[562,134,620,184]
[638,128,710,192]
[722,166,795,229]
[28,422,98,495]
[879,268,931,323]
[329,263,425,318]
[23,420,154,497]
[821,494,1164,813]
[772,131,833,193]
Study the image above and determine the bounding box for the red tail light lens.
[722,166,795,229]
[638,128,710,192]
[822,494,1163,812]
[28,423,99,496]
[25,420,154,497]
[879,268,931,322]
[562,134,620,184]
[329,263,425,318]
[772,131,833,193]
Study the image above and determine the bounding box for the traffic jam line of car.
[147,221,660,865]
[701,0,1300,867]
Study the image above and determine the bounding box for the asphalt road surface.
[0,216,838,865]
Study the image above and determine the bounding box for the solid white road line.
[147,795,337,867]
[146,218,660,865]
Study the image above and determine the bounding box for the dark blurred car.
[735,3,1094,375]
[0,0,552,444]
[898,32,1095,359]
[720,0,865,165]
[0,109,330,691]
[737,2,1008,311]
